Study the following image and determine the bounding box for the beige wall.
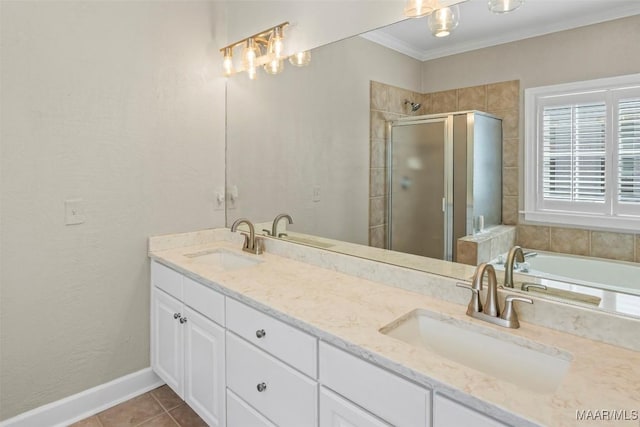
[0,1,226,419]
[227,36,422,245]
[420,16,640,262]
[421,15,640,94]
[225,1,406,55]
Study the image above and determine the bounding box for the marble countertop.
[149,234,640,427]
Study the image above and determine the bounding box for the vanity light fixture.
[289,51,311,67]
[220,22,312,79]
[242,38,260,80]
[488,0,524,14]
[404,0,438,18]
[428,5,460,38]
[222,47,234,76]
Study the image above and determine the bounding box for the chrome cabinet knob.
[179,317,188,324]
[255,329,266,338]
[173,313,181,319]
[256,382,267,392]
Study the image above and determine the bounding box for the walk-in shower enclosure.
[387,111,502,262]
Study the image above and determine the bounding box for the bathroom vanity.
[148,229,640,427]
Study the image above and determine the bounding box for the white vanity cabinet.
[151,262,226,427]
[433,395,509,427]
[225,298,319,427]
[150,260,516,427]
[319,342,431,427]
[319,387,390,427]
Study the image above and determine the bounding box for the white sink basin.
[184,248,262,271]
[380,309,572,393]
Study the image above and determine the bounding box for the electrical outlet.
[214,187,225,211]
[312,185,321,202]
[65,199,85,225]
[227,185,238,210]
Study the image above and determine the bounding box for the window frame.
[524,74,640,232]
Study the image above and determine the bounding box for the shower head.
[404,99,421,112]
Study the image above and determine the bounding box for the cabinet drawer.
[226,298,317,377]
[151,261,183,300]
[227,332,317,427]
[184,276,225,326]
[320,387,390,427]
[227,389,276,427]
[319,342,431,427]
[434,394,508,427]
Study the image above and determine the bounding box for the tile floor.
[70,385,207,427]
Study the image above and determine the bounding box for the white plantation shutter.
[525,74,640,231]
[617,98,640,204]
[542,103,606,202]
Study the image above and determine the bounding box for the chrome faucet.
[230,218,264,255]
[504,245,525,288]
[263,213,293,238]
[457,263,533,329]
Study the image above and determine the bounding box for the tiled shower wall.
[369,81,428,248]
[369,80,640,263]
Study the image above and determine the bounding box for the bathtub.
[491,250,640,318]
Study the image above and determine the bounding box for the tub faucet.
[457,263,533,329]
[230,218,264,255]
[263,213,293,238]
[504,246,525,288]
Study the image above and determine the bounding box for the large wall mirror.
[226,1,640,318]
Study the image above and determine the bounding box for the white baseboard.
[0,367,163,427]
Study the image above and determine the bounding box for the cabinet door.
[227,389,276,427]
[320,387,390,427]
[152,289,184,396]
[434,395,508,427]
[184,307,226,427]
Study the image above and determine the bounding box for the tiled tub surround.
[517,225,640,263]
[150,229,640,427]
[457,225,517,266]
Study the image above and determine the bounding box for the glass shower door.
[389,119,447,259]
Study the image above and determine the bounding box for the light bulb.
[242,38,260,80]
[488,0,524,13]
[264,58,284,75]
[403,0,436,18]
[267,26,285,60]
[288,51,311,67]
[428,6,460,38]
[222,47,233,76]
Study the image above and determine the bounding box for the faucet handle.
[253,236,265,255]
[240,232,251,250]
[456,283,482,315]
[278,232,288,238]
[262,229,272,236]
[500,295,533,328]
[522,282,547,292]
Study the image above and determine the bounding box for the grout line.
[95,415,104,427]
[134,412,175,427]
[165,409,182,427]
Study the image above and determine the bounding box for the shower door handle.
[442,197,446,213]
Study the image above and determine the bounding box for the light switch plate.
[65,199,85,225]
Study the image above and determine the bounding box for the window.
[524,74,640,231]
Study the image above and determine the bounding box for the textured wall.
[0,1,226,419]
[226,36,422,246]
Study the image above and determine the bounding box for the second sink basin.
[380,309,572,393]
[184,248,263,271]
